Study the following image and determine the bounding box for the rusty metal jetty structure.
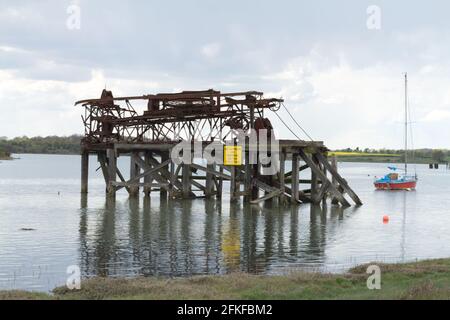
[77,89,361,206]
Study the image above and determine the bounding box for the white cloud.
[422,109,450,122]
[1,1,450,149]
[0,69,163,137]
[262,49,450,149]
[201,42,221,59]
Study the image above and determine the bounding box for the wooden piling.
[81,150,89,194]
[244,145,252,203]
[182,161,192,198]
[205,163,215,197]
[106,148,117,197]
[321,156,328,207]
[278,149,286,204]
[129,152,140,197]
[160,151,169,199]
[217,166,223,199]
[144,151,152,196]
[291,153,299,203]
[310,154,319,204]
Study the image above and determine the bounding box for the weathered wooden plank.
[314,180,330,203]
[331,156,339,205]
[98,153,109,184]
[298,149,351,207]
[115,167,131,193]
[191,179,206,191]
[130,157,171,184]
[112,182,169,188]
[283,185,311,203]
[284,164,308,178]
[250,189,282,204]
[254,178,279,193]
[314,152,362,205]
[189,163,231,180]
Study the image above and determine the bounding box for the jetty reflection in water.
[78,195,350,278]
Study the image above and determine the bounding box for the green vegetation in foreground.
[0,135,82,155]
[331,148,450,164]
[1,258,449,300]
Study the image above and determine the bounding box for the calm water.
[1,154,450,292]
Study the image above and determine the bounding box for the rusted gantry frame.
[77,89,361,206]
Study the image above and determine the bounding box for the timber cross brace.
[81,142,361,207]
[78,89,362,207]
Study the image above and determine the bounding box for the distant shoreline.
[1,153,449,166]
[335,157,448,165]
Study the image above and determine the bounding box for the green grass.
[1,259,449,300]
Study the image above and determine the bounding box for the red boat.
[374,73,418,191]
[374,172,417,190]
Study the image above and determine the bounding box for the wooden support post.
[160,151,169,199]
[331,156,339,205]
[291,153,299,203]
[169,160,176,198]
[182,158,192,198]
[278,149,286,204]
[230,166,237,200]
[321,157,328,206]
[205,163,215,197]
[81,150,89,194]
[217,166,223,199]
[107,148,117,197]
[129,152,139,197]
[244,144,252,202]
[144,151,152,196]
[311,154,319,204]
[251,162,259,201]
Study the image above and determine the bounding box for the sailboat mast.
[404,72,408,175]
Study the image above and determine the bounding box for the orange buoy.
[383,215,390,223]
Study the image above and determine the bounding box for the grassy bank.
[1,259,449,300]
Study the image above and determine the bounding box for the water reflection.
[78,198,352,278]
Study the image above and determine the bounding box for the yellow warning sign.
[223,146,242,166]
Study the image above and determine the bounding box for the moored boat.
[374,73,418,191]
[374,172,417,190]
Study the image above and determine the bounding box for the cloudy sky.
[1,0,449,149]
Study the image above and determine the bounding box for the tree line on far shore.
[0,136,449,163]
[0,135,82,155]
[334,147,450,163]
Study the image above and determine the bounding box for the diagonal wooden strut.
[297,149,351,207]
[314,152,363,205]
